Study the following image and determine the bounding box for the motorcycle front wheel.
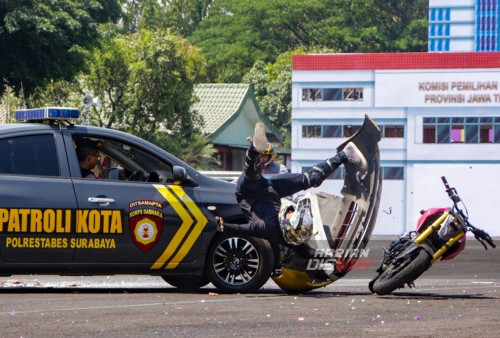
[372,247,431,295]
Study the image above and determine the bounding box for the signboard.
[375,71,500,107]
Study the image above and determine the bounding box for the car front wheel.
[207,234,274,293]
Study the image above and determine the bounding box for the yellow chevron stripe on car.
[165,185,208,269]
[150,184,193,269]
[150,184,207,270]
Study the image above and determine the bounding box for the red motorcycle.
[369,176,495,295]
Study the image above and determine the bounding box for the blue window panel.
[437,125,450,143]
[323,125,342,138]
[383,167,404,180]
[494,125,500,143]
[466,125,479,143]
[430,8,436,21]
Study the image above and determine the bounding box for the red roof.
[293,52,500,70]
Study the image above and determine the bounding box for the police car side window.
[85,138,173,182]
[0,135,59,176]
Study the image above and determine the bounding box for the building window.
[302,89,322,101]
[383,167,404,180]
[383,125,404,138]
[429,23,450,37]
[302,123,404,139]
[323,88,342,101]
[423,116,500,143]
[429,8,450,22]
[344,125,361,137]
[302,125,322,138]
[302,88,363,102]
[302,124,361,138]
[476,0,499,51]
[323,125,342,138]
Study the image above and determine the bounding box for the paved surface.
[0,237,498,337]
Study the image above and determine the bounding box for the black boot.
[243,122,268,180]
[303,153,344,187]
[244,144,262,180]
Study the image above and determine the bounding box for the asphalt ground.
[0,237,498,337]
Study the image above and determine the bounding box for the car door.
[0,129,78,264]
[64,130,209,274]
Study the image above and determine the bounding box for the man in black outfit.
[217,122,367,272]
[75,138,103,179]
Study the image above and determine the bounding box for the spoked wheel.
[372,247,431,295]
[207,234,274,293]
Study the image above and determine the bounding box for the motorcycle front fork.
[412,211,464,264]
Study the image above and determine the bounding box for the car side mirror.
[172,166,198,187]
[107,167,126,180]
[173,166,187,181]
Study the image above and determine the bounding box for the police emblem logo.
[128,200,164,252]
[134,218,157,245]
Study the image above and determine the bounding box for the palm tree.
[182,133,221,170]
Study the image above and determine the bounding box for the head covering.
[261,143,275,168]
[75,138,102,150]
[75,138,103,162]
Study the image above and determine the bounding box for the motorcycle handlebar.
[441,176,495,250]
[471,227,497,249]
[441,176,461,203]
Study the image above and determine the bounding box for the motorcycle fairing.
[415,207,466,260]
[273,115,382,292]
[416,208,448,232]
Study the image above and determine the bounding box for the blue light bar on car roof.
[14,107,80,121]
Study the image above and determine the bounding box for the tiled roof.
[293,52,500,70]
[193,84,250,134]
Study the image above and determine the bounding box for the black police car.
[0,107,274,292]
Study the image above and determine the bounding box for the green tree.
[0,0,121,97]
[314,0,428,52]
[0,86,22,123]
[85,29,208,157]
[120,0,212,36]
[86,35,131,128]
[190,0,427,82]
[181,133,221,169]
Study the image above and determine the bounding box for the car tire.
[206,234,274,293]
[161,275,210,291]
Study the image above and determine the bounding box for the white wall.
[409,164,500,236]
[431,0,474,7]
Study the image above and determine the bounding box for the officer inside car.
[76,138,103,179]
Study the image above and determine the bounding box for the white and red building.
[291,52,500,235]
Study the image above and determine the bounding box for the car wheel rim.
[212,237,260,286]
